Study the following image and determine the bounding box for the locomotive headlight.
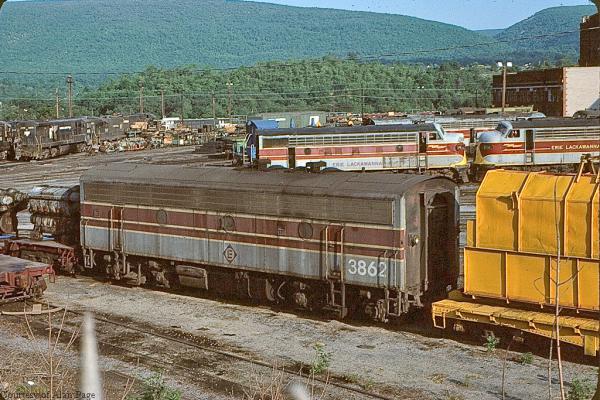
[410,234,420,247]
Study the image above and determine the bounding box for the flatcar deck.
[0,254,53,302]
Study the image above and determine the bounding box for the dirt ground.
[32,275,595,400]
[1,147,598,400]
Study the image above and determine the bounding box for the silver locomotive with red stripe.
[79,163,459,322]
[246,123,468,181]
[473,119,600,178]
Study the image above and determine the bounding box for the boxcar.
[80,164,459,321]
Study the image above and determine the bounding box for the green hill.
[0,1,596,90]
[496,5,596,64]
[0,0,504,81]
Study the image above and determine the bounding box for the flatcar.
[79,164,459,321]
[245,123,468,181]
[472,118,600,178]
[0,254,53,302]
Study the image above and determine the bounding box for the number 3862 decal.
[347,259,387,278]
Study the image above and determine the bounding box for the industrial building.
[492,1,600,117]
[581,2,600,67]
[249,111,328,128]
[492,67,600,117]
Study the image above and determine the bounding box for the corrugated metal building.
[250,111,328,128]
[492,67,600,117]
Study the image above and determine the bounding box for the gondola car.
[79,164,459,322]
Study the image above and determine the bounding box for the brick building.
[492,67,600,117]
[492,2,600,117]
[580,13,600,67]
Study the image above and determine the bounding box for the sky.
[250,0,593,30]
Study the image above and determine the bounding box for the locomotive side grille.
[288,132,417,147]
[83,182,393,225]
[534,127,600,139]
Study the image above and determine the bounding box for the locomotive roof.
[81,163,455,201]
[508,118,600,129]
[257,123,438,136]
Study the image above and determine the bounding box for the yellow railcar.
[433,166,600,355]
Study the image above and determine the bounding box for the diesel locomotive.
[0,113,156,161]
[77,164,459,321]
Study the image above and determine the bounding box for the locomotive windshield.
[433,123,445,139]
[496,121,513,136]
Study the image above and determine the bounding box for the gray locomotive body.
[80,164,459,321]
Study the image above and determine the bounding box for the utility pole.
[66,75,74,118]
[211,92,216,126]
[160,90,165,119]
[361,87,365,116]
[55,88,60,119]
[497,61,512,115]
[226,82,233,121]
[180,93,184,123]
[139,83,144,114]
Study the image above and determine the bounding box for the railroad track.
[9,301,403,400]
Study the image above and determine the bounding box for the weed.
[309,343,332,375]
[429,373,447,384]
[360,378,375,391]
[129,372,181,400]
[341,373,360,384]
[567,378,594,400]
[519,352,534,365]
[484,335,500,353]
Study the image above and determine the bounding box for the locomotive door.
[288,147,296,169]
[525,129,535,165]
[322,225,344,279]
[109,206,124,252]
[322,224,347,316]
[420,193,452,297]
[418,132,428,171]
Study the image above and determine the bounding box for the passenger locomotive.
[472,118,600,178]
[245,123,468,181]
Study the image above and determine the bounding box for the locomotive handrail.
[340,226,345,284]
[324,225,329,281]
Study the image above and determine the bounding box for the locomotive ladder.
[324,226,348,319]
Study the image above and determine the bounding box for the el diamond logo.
[223,244,237,264]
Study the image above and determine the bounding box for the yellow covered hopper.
[466,169,600,312]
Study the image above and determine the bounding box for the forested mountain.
[0,1,596,119]
[0,1,594,87]
[496,5,596,64]
[0,0,505,80]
